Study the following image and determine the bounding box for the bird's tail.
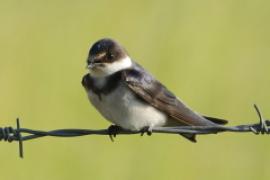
[180,116,229,142]
[181,133,197,143]
[203,116,228,125]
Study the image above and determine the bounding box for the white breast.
[87,82,167,131]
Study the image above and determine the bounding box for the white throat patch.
[89,56,132,77]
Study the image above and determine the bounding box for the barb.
[0,104,269,158]
[16,118,23,158]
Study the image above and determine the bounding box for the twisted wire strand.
[0,104,269,158]
[0,127,15,142]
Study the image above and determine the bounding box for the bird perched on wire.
[82,38,228,142]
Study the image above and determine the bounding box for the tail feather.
[179,116,229,142]
[203,116,228,125]
[180,133,197,143]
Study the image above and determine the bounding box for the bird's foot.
[140,126,153,136]
[108,125,122,142]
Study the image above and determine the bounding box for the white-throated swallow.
[82,38,228,142]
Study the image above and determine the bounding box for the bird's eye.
[107,53,114,60]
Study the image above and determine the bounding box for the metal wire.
[0,104,269,158]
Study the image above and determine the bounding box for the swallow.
[82,38,228,142]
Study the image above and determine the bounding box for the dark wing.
[122,64,220,126]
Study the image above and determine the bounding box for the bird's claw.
[140,126,153,136]
[108,125,122,142]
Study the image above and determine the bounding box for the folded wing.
[122,64,225,127]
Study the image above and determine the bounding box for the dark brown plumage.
[122,63,227,127]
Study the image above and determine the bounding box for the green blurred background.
[0,0,270,179]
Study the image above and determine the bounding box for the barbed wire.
[0,104,269,158]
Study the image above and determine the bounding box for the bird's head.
[87,38,132,77]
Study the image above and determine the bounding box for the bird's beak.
[86,56,95,69]
[87,62,95,69]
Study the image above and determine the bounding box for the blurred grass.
[0,0,270,180]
